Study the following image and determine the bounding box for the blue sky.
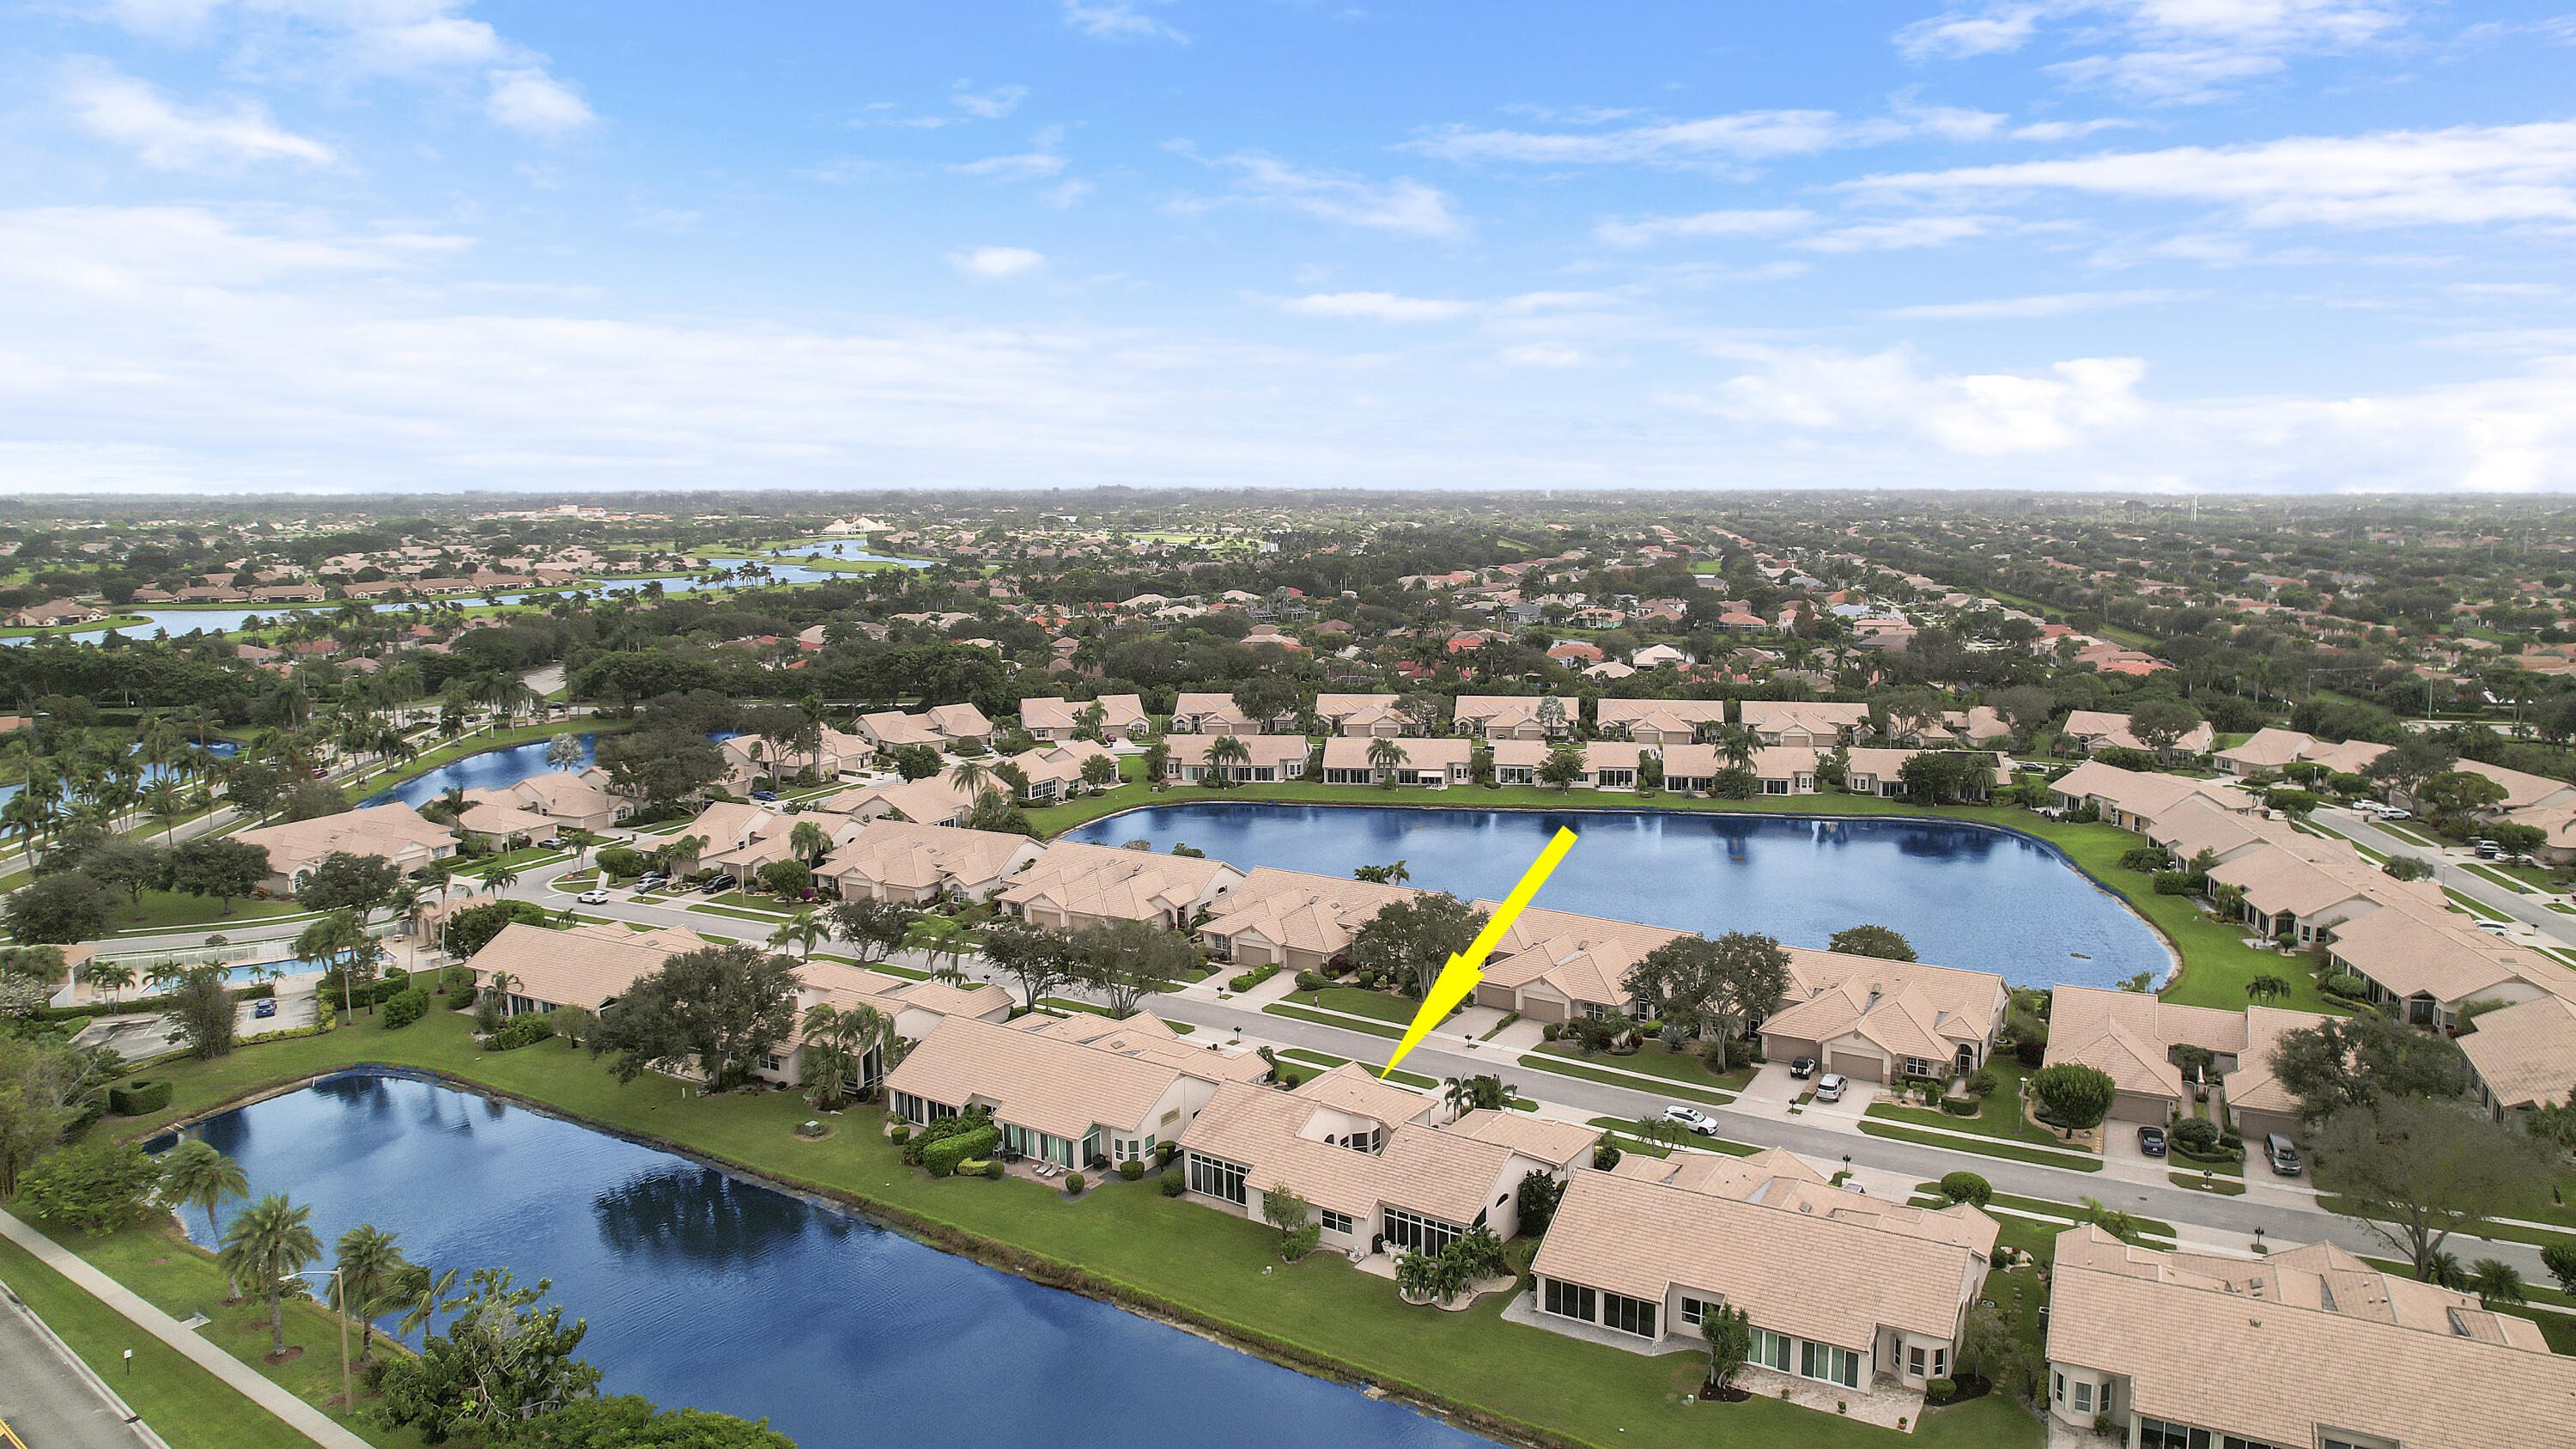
[5,0,2575,494]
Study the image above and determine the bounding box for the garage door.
[1474,983,1517,1013]
[2111,1091,2170,1125]
[1826,1051,1883,1083]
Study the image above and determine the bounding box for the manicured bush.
[1541,1022,1563,1041]
[889,1124,911,1145]
[1282,1224,1321,1261]
[1064,1172,1084,1196]
[108,1078,173,1116]
[2324,973,2368,999]
[920,1125,1000,1178]
[1926,1379,1956,1403]
[2171,1116,2222,1154]
[1276,1071,1301,1089]
[482,1014,556,1051]
[1159,1173,1186,1197]
[1118,1158,1145,1181]
[2152,870,2198,895]
[1227,965,1279,994]
[1293,970,1326,992]
[2118,846,2168,873]
[1940,1096,1980,1117]
[1155,1141,1178,1166]
[1965,1067,2000,1097]
[982,1160,1005,1180]
[381,987,432,1029]
[1935,1172,1992,1207]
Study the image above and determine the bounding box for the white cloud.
[1797,215,1996,251]
[1041,179,1094,208]
[1176,150,1468,240]
[954,126,1066,180]
[1880,289,2195,319]
[59,59,337,169]
[2010,118,2137,140]
[1846,122,2576,228]
[1594,208,1820,247]
[947,246,1047,278]
[1499,344,1596,368]
[1899,1,2413,103]
[951,84,1028,119]
[1686,344,2149,453]
[1405,106,2005,168]
[1064,0,1185,41]
[1283,293,1476,322]
[486,67,593,135]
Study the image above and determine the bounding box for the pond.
[165,1075,1490,1449]
[1064,803,2169,990]
[3,552,923,648]
[361,733,601,808]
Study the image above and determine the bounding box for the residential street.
[0,1278,169,1449]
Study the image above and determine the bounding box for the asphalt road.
[0,1282,164,1449]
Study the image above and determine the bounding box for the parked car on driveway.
[698,874,738,894]
[750,789,780,802]
[576,889,611,904]
[1788,1056,1817,1080]
[1662,1105,1719,1136]
[1812,1073,1847,1103]
[635,873,666,891]
[2265,1132,2303,1177]
[2137,1124,2167,1157]
[252,998,277,1020]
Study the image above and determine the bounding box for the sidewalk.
[0,1209,371,1449]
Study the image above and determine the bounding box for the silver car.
[1813,1073,1848,1103]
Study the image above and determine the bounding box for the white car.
[1661,1105,1719,1136]
[1812,1073,1849,1103]
[2475,919,2512,935]
[575,889,611,905]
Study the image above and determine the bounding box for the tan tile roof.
[1445,1109,1600,1167]
[1019,694,1148,732]
[818,819,1039,895]
[234,802,457,873]
[1532,1169,1988,1350]
[1198,868,1420,959]
[1768,947,2008,1055]
[1163,734,1313,770]
[1313,693,1401,728]
[1319,735,1473,770]
[470,921,713,1010]
[2047,1226,2576,1449]
[2050,760,2256,823]
[816,775,981,826]
[856,709,943,747]
[2460,995,2576,1109]
[2327,901,2576,1006]
[1178,1076,1521,1225]
[1016,1011,1275,1082]
[1001,840,1241,924]
[1738,700,1872,739]
[2221,1005,2335,1117]
[884,1014,1192,1140]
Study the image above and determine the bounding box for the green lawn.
[0,1233,335,1449]
[82,1011,2039,1449]
[1264,1002,1404,1039]
[1521,1056,1736,1107]
[1278,1049,1437,1090]
[1525,1043,1748,1097]
[1863,1062,2069,1150]
[1861,1120,2103,1172]
[1288,985,1443,1024]
[100,891,313,936]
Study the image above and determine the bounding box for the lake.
[166,1075,1489,1449]
[1066,802,2170,990]
[361,732,601,808]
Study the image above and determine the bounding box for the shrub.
[1966,1067,2000,1097]
[381,987,431,1029]
[1159,1173,1186,1197]
[1276,1071,1301,1089]
[1592,1142,1623,1171]
[108,1078,173,1116]
[2152,870,2198,895]
[1926,1378,1956,1404]
[2014,1036,2046,1068]
[1282,1224,1321,1261]
[888,1124,911,1145]
[920,1125,1000,1178]
[1293,970,1326,993]
[1064,1172,1084,1196]
[596,845,648,878]
[15,1141,163,1229]
[1118,1158,1145,1181]
[1227,965,1279,994]
[2171,1117,2222,1154]
[1935,1172,1992,1208]
[1941,1096,1980,1117]
[2118,846,2168,873]
[982,1160,1005,1179]
[483,1014,556,1051]
[2324,973,2368,999]
[1154,1140,1178,1166]
[1541,1022,1563,1041]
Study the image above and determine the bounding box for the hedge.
[109,1078,173,1116]
[41,980,274,1022]
[921,1125,1000,1178]
[483,1015,556,1052]
[381,988,432,1029]
[1227,965,1279,994]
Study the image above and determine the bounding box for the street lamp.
[285,1268,352,1414]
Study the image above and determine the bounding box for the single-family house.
[1195,868,1422,973]
[1485,739,1553,787]
[1594,698,1730,747]
[818,819,1045,904]
[1470,906,1686,1023]
[1313,693,1410,737]
[1318,735,1473,787]
[1738,701,1870,749]
[1759,948,2010,1082]
[817,775,981,828]
[2062,709,2218,759]
[1020,695,1151,741]
[2461,994,2576,1123]
[2049,761,2256,834]
[886,1012,1259,1171]
[233,802,459,893]
[1160,734,1313,784]
[2043,1225,2576,1449]
[999,841,1244,932]
[2323,901,2576,1032]
[2206,838,2437,947]
[1451,695,1573,740]
[1170,692,1297,735]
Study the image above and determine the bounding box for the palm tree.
[332,1225,410,1361]
[396,1267,459,1340]
[484,861,521,893]
[142,959,188,995]
[142,780,185,843]
[89,963,137,1002]
[660,834,707,880]
[156,1140,250,1290]
[2246,974,2292,1004]
[1206,734,1252,783]
[789,820,832,866]
[1366,737,1408,788]
[2469,1258,2527,1306]
[769,910,826,959]
[948,758,991,800]
[218,1195,322,1356]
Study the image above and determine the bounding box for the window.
[762,1055,782,1072]
[1931,1348,1946,1379]
[1800,1341,1859,1389]
[1678,1295,1710,1326]
[2053,1373,2065,1404]
[1187,1152,1248,1206]
[1751,1329,1791,1372]
[1382,1207,1461,1257]
[1541,1279,1595,1324]
[1904,1057,1931,1078]
[2137,1420,2209,1449]
[1319,1209,1355,1236]
[2073,1381,2093,1414]
[1600,1292,1657,1338]
[1908,1345,1927,1378]
[1764,778,1789,795]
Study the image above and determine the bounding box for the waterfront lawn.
[0,1233,333,1449]
[100,1014,2038,1449]
[2,1222,426,1449]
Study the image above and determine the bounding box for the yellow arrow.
[1380,826,1578,1079]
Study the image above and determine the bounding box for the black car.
[2137,1125,2168,1158]
[1788,1057,1818,1080]
[699,874,738,894]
